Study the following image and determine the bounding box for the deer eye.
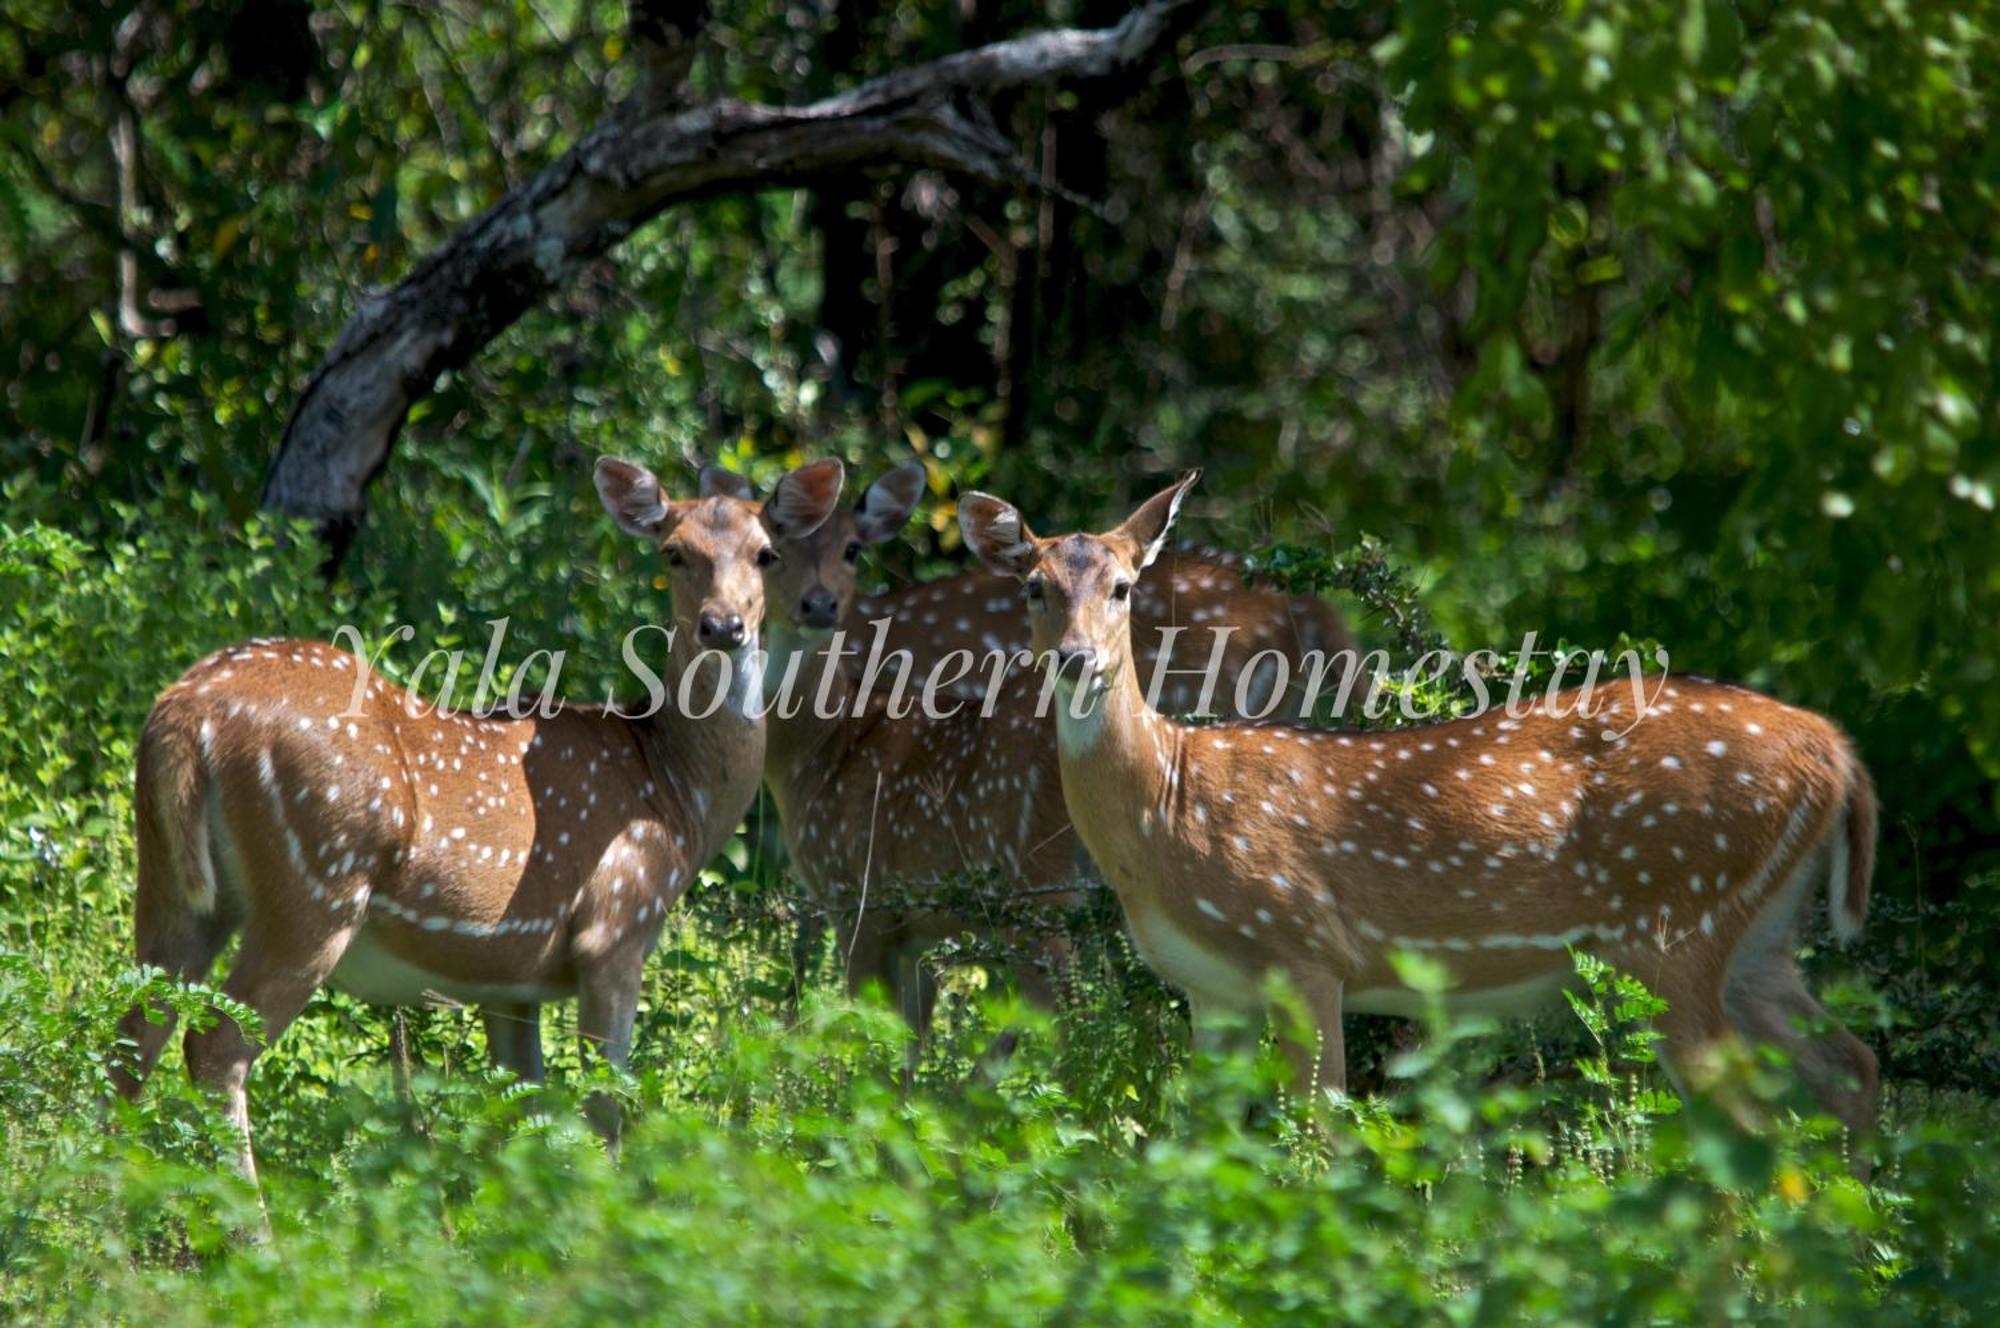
[843,542,862,563]
[663,546,687,568]
[755,546,780,568]
[1111,579,1132,603]
[1024,579,1046,604]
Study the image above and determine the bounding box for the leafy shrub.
[7,507,1996,1322]
[4,945,1999,1323]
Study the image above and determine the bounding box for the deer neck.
[1051,647,1180,898]
[626,631,767,863]
[759,623,860,823]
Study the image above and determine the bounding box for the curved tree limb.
[261,0,1207,564]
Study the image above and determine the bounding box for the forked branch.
[261,0,1207,565]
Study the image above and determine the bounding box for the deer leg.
[1188,1002,1226,1056]
[883,938,937,1088]
[971,935,1071,1082]
[1721,861,1879,1143]
[481,1002,544,1082]
[1635,961,1738,1113]
[1278,969,1347,1101]
[1185,995,1279,1131]
[577,962,642,1153]
[1726,957,1878,1139]
[789,913,827,1018]
[1188,999,1259,1062]
[838,913,927,1080]
[109,900,236,1101]
[895,944,938,1040]
[110,786,242,1102]
[1011,932,1073,1011]
[980,944,1052,1067]
[838,912,891,1002]
[841,912,932,1077]
[183,910,358,1185]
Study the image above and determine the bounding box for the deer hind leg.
[1008,932,1074,1011]
[967,934,1072,1083]
[183,886,363,1184]
[109,886,237,1101]
[1726,955,1879,1140]
[838,911,923,1077]
[1722,842,1880,1142]
[481,1003,545,1081]
[837,910,891,1002]
[895,944,939,1042]
[837,904,949,1083]
[788,912,828,1018]
[111,756,241,1101]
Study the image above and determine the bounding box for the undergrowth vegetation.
[3,511,1996,1324]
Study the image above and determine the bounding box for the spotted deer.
[853,538,1355,720]
[108,456,845,1176]
[740,459,1352,719]
[702,462,1080,1051]
[958,472,1879,1139]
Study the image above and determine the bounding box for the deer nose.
[799,587,839,629]
[1053,644,1100,678]
[698,610,747,649]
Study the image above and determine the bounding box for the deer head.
[596,455,847,653]
[705,460,929,633]
[959,470,1203,703]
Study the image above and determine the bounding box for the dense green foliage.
[5,947,1999,1323]
[3,0,1998,1319]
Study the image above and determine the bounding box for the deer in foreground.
[703,461,1081,1053]
[959,472,1879,1141]
[108,457,845,1176]
[734,460,1357,1045]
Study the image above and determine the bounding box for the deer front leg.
[1188,998,1253,1060]
[576,962,642,1154]
[1277,969,1347,1102]
[481,1002,544,1081]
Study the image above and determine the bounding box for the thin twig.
[845,772,885,970]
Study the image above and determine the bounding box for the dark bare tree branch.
[261,0,1206,563]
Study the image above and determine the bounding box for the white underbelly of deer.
[1128,892,1579,1019]
[1347,967,1576,1020]
[1125,904,1264,1012]
[329,928,573,1006]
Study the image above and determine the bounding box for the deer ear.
[1112,469,1201,571]
[854,460,927,545]
[764,458,846,539]
[595,456,673,539]
[699,464,755,501]
[958,492,1040,579]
